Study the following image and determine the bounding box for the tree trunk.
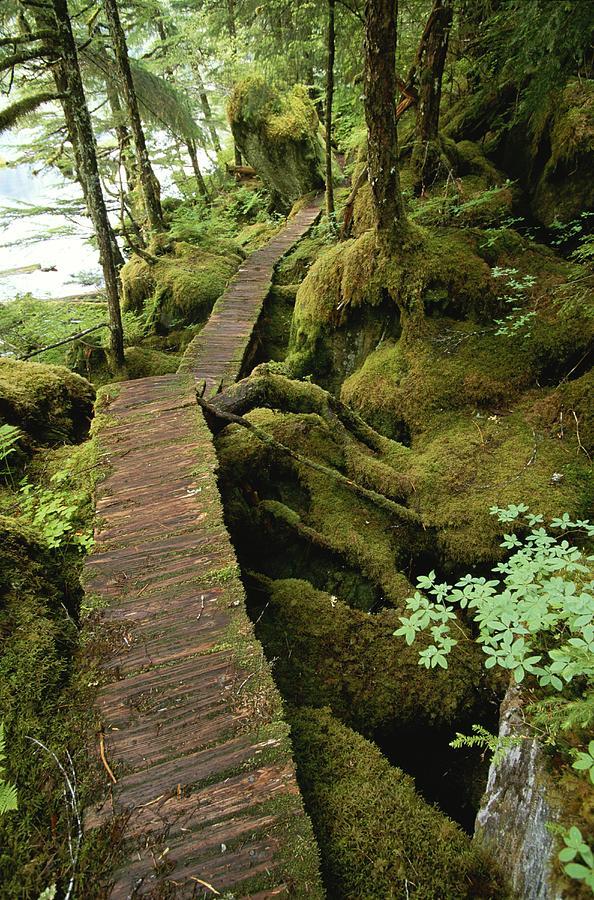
[187,138,210,199]
[103,0,164,232]
[194,65,222,152]
[51,0,125,365]
[412,0,453,193]
[325,0,335,221]
[105,74,136,190]
[363,0,406,236]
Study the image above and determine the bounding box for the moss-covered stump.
[289,707,504,899]
[252,577,483,735]
[286,226,498,388]
[228,76,325,211]
[121,240,241,330]
[0,358,95,448]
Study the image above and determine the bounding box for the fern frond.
[0,782,18,814]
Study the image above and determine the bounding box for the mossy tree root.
[197,382,419,527]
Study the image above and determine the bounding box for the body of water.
[0,128,213,302]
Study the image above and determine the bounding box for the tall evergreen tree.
[51,0,125,365]
[103,0,164,231]
[363,0,406,237]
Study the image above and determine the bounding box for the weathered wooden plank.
[83,197,324,898]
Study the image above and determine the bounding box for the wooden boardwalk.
[84,198,323,898]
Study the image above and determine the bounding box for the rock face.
[475,684,562,899]
[228,77,325,211]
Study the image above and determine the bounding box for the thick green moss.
[532,79,594,225]
[255,577,483,734]
[216,404,417,608]
[123,346,181,378]
[228,76,325,210]
[0,358,95,447]
[341,311,592,566]
[121,241,240,330]
[289,707,503,899]
[287,226,497,386]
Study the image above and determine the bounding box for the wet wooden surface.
[179,199,322,391]
[84,199,323,898]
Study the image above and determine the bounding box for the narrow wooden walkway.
[84,198,323,898]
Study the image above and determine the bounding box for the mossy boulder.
[254,577,483,735]
[289,706,503,899]
[121,241,241,330]
[0,358,95,447]
[228,76,325,211]
[123,346,181,378]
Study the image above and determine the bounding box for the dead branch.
[19,322,108,360]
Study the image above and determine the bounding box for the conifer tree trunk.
[51,0,125,365]
[363,0,407,236]
[187,138,210,199]
[103,0,164,231]
[412,0,453,193]
[226,0,243,167]
[325,0,335,220]
[195,66,222,152]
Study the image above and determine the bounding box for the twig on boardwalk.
[196,387,420,526]
[99,729,117,784]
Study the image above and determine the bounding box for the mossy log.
[253,576,484,735]
[289,706,504,899]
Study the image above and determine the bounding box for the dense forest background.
[0,0,593,896]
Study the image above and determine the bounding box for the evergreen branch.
[0,91,60,133]
[0,30,53,47]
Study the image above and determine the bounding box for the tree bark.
[51,0,125,365]
[363,0,406,236]
[194,65,222,152]
[325,0,336,220]
[103,0,164,232]
[187,138,210,199]
[412,0,453,193]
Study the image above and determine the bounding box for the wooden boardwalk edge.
[82,198,324,898]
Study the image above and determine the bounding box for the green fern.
[0,723,18,815]
[0,423,22,471]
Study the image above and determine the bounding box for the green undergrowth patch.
[289,706,504,899]
[0,419,114,895]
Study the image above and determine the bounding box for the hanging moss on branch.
[228,76,325,211]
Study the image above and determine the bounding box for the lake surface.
[0,128,212,302]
